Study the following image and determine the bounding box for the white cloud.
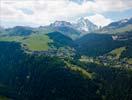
[0,0,132,27]
[86,14,112,26]
[94,0,132,12]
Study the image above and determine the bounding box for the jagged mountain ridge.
[47,18,98,38]
[50,18,98,33]
[74,17,98,33]
[98,17,132,34]
[1,17,132,40]
[106,17,132,29]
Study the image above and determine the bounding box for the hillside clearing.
[110,47,126,59]
[64,61,94,79]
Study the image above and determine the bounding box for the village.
[80,55,132,69]
[32,46,76,59]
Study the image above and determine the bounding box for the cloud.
[86,14,112,26]
[0,0,132,27]
[94,0,132,12]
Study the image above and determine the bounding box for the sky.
[0,0,132,28]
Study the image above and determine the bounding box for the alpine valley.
[0,17,132,100]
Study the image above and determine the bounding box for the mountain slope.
[5,26,34,36]
[106,18,132,29]
[49,21,81,39]
[47,31,75,48]
[98,17,132,34]
[49,19,98,39]
[75,33,126,56]
[74,17,98,33]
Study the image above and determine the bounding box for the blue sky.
[103,9,132,21]
[0,0,132,28]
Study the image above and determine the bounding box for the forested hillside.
[0,42,99,100]
[75,34,125,56]
[0,42,132,100]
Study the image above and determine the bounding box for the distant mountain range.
[107,18,132,28]
[46,18,98,39]
[0,17,132,42]
[49,17,98,35]
[1,17,131,39]
[98,17,132,34]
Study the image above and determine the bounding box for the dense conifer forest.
[0,42,132,100]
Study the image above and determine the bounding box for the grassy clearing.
[127,58,132,65]
[64,61,93,79]
[22,34,53,51]
[110,47,126,59]
[0,33,53,51]
[79,56,94,63]
[0,36,23,42]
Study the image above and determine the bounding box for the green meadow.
[22,34,53,51]
[0,33,53,51]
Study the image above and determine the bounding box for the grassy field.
[0,36,23,42]
[127,58,132,65]
[110,47,126,59]
[0,33,53,51]
[64,61,94,79]
[22,34,53,51]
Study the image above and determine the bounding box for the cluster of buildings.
[32,47,75,59]
[98,55,132,69]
